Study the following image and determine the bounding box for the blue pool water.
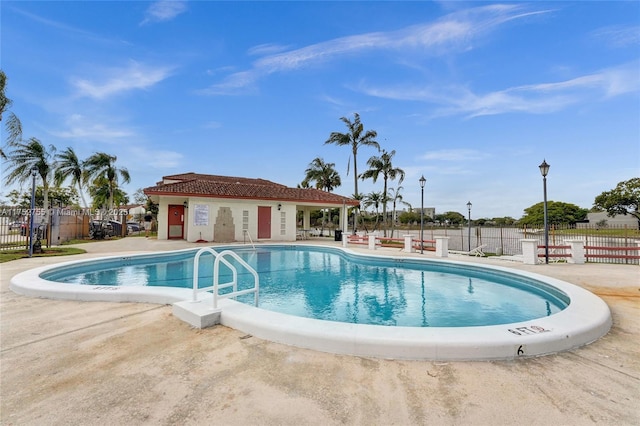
[42,245,569,327]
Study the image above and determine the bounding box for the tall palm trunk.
[382,177,389,237]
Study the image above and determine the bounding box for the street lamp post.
[28,166,38,258]
[419,175,426,254]
[539,160,550,264]
[466,201,472,252]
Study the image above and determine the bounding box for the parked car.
[8,221,29,235]
[9,221,25,231]
[89,220,115,240]
[127,221,141,234]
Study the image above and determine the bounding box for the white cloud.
[596,63,640,97]
[360,62,640,118]
[127,146,184,169]
[148,150,184,168]
[252,4,551,73]
[141,1,187,25]
[204,4,552,95]
[10,6,118,44]
[247,43,291,56]
[72,61,173,99]
[52,114,134,141]
[461,62,640,117]
[512,63,640,97]
[201,71,259,95]
[318,94,349,108]
[591,25,640,48]
[206,66,235,76]
[53,124,133,140]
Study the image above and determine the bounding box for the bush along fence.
[343,223,640,265]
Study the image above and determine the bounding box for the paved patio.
[1,237,638,425]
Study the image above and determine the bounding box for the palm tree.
[1,70,13,160]
[304,157,341,235]
[350,192,364,231]
[0,113,20,161]
[55,147,89,208]
[360,149,405,236]
[4,137,56,225]
[84,152,130,211]
[1,71,27,160]
[362,191,384,231]
[0,70,9,121]
[89,176,129,210]
[304,157,341,192]
[387,186,411,238]
[325,113,379,232]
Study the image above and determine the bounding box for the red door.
[257,206,271,239]
[167,204,184,239]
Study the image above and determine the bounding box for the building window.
[243,210,249,230]
[280,212,286,235]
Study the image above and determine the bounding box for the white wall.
[156,196,349,242]
[157,197,185,240]
[583,212,639,229]
[157,197,297,242]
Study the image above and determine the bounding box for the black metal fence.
[389,224,639,265]
[3,214,638,264]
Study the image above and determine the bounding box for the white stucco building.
[144,173,359,242]
[579,212,639,229]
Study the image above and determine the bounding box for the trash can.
[334,229,342,241]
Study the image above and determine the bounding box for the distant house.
[143,172,359,242]
[415,207,436,220]
[119,204,147,220]
[577,212,639,229]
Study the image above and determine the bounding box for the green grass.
[554,228,640,237]
[0,247,86,263]
[379,239,403,247]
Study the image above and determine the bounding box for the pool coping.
[9,244,612,361]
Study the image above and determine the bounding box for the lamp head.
[467,201,472,210]
[31,166,38,176]
[419,175,426,188]
[539,159,550,177]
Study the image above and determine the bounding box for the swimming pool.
[10,244,612,360]
[40,245,568,328]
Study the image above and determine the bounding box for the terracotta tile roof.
[118,203,146,210]
[144,172,359,206]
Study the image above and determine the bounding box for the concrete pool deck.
[1,238,638,424]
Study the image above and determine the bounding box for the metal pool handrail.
[213,250,259,309]
[191,247,259,309]
[242,229,256,250]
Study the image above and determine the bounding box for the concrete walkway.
[1,237,638,425]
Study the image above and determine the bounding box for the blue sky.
[2,1,639,219]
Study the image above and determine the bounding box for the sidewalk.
[2,237,638,425]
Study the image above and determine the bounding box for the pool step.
[173,299,221,328]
